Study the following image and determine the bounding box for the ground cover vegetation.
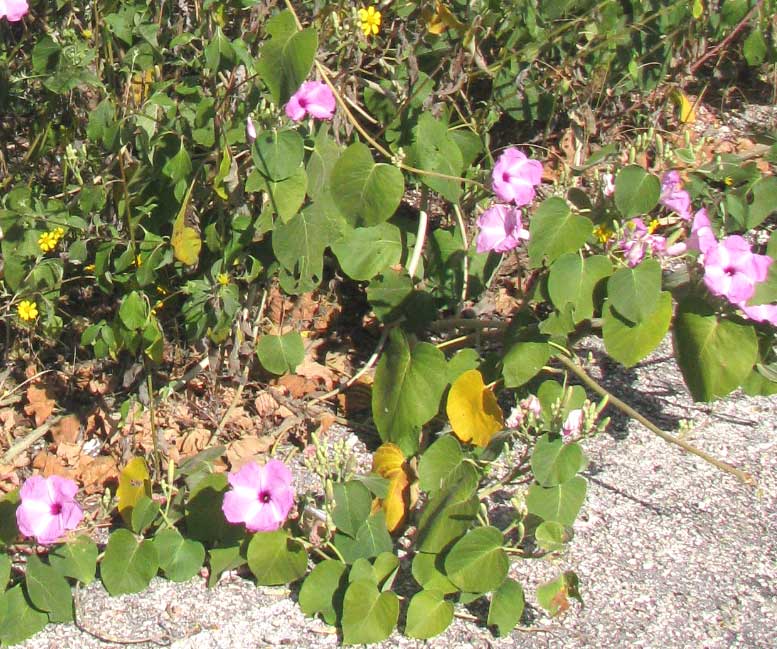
[0,0,776,645]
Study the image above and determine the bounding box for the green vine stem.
[555,353,755,486]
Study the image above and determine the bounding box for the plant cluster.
[0,0,776,646]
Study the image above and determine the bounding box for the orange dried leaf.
[77,455,119,495]
[24,384,56,427]
[446,369,504,447]
[52,415,81,445]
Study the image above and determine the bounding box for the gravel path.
[18,339,777,649]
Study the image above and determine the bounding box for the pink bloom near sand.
[491,147,543,206]
[0,0,28,21]
[702,235,772,305]
[476,204,530,253]
[222,460,295,532]
[285,81,336,122]
[16,475,83,545]
[562,409,584,441]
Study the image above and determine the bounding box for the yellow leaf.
[372,442,405,479]
[423,1,466,34]
[372,443,411,532]
[171,178,201,265]
[670,90,696,124]
[383,471,409,532]
[116,457,152,525]
[446,369,504,447]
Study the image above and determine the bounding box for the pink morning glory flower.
[686,207,717,255]
[740,302,777,327]
[222,460,295,532]
[562,409,584,441]
[659,171,692,221]
[16,475,84,545]
[476,204,530,253]
[702,235,772,305]
[491,147,543,206]
[246,116,257,142]
[0,0,29,21]
[285,81,336,122]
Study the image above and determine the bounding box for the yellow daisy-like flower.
[358,6,381,36]
[217,273,230,286]
[18,300,39,322]
[38,232,57,253]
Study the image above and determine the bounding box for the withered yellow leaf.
[423,1,466,35]
[116,457,152,525]
[372,443,411,532]
[446,369,504,447]
[383,470,409,532]
[171,177,201,266]
[670,89,696,124]
[372,442,405,479]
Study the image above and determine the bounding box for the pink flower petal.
[222,460,294,532]
[491,148,543,206]
[476,204,528,253]
[1,0,28,21]
[285,81,335,122]
[16,475,82,545]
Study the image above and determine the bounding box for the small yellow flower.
[358,6,382,36]
[151,300,164,315]
[217,273,230,286]
[593,224,614,244]
[84,264,96,273]
[38,232,57,253]
[156,286,169,296]
[135,255,143,267]
[648,219,660,234]
[18,300,39,322]
[53,227,65,239]
[724,176,734,186]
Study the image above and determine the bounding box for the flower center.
[50,503,62,515]
[258,491,272,504]
[724,266,736,277]
[502,172,511,182]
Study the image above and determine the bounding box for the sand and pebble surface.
[18,338,777,649]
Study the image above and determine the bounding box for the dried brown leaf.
[76,455,119,494]
[52,415,81,445]
[24,384,56,426]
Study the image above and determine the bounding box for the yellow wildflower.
[156,286,169,296]
[53,227,65,239]
[724,176,734,186]
[18,300,39,321]
[38,232,57,253]
[648,219,660,234]
[358,6,381,36]
[217,273,230,286]
[593,224,614,244]
[84,264,96,273]
[135,255,143,267]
